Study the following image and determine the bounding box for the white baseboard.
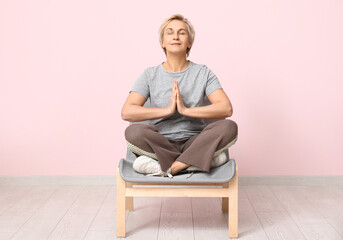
[1,175,343,186]
[0,176,116,186]
[239,176,343,186]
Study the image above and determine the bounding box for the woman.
[121,14,238,177]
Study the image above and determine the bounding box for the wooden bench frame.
[116,164,238,238]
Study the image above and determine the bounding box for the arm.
[121,83,178,122]
[177,88,233,119]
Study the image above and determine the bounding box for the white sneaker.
[133,155,173,178]
[211,151,228,168]
[186,151,228,172]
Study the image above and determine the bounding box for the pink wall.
[1,0,342,176]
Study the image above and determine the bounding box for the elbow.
[226,106,233,118]
[217,102,233,118]
[122,104,141,122]
[121,108,130,121]
[219,100,233,118]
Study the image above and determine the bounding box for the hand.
[175,81,188,115]
[165,81,177,117]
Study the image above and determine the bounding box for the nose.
[173,32,179,40]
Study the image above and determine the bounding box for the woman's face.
[163,20,191,56]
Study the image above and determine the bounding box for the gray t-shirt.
[130,60,223,140]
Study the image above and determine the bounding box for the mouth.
[171,43,181,45]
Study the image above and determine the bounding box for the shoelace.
[147,168,173,178]
[186,171,194,179]
[147,172,173,178]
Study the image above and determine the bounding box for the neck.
[164,54,189,72]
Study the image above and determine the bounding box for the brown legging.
[124,119,238,173]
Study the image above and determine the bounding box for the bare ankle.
[170,161,190,175]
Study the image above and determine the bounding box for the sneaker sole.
[126,141,158,160]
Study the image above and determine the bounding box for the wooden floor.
[0,183,343,239]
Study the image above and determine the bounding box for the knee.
[217,119,238,138]
[125,124,155,144]
[125,124,144,143]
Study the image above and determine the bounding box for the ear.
[188,41,192,49]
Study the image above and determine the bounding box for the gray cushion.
[118,147,236,184]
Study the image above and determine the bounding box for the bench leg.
[222,183,229,212]
[228,169,238,238]
[116,169,126,237]
[126,182,133,210]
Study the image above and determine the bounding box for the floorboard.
[1,181,343,239]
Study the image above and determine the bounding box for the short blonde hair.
[158,14,195,57]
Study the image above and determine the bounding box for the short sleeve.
[205,68,222,96]
[129,69,150,100]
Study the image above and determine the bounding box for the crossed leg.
[125,119,238,174]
